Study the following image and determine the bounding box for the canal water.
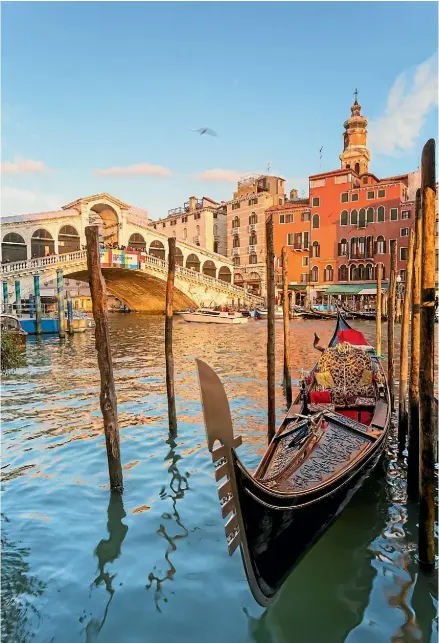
[2,316,437,643]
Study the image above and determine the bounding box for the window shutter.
[337,242,341,256]
[373,241,377,255]
[383,239,387,254]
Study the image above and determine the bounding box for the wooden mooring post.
[266,215,276,443]
[85,225,123,492]
[33,273,43,336]
[66,292,74,335]
[2,281,8,313]
[398,229,415,452]
[56,268,65,339]
[15,280,22,318]
[407,189,422,499]
[282,247,292,407]
[165,237,177,434]
[376,265,382,357]
[418,139,436,572]
[388,240,397,412]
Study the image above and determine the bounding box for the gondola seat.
[313,342,376,408]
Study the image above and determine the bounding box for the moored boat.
[196,311,390,606]
[1,314,27,346]
[179,308,248,324]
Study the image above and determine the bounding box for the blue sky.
[2,1,438,219]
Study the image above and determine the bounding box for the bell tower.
[339,90,371,175]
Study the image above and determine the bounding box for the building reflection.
[145,432,189,612]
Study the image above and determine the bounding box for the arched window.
[365,263,374,280]
[249,212,257,225]
[338,264,348,281]
[350,209,358,225]
[312,214,320,229]
[232,216,240,229]
[183,228,187,240]
[234,272,244,284]
[358,264,366,280]
[366,235,374,258]
[196,225,200,236]
[233,256,240,267]
[202,260,216,278]
[377,206,385,222]
[186,253,201,271]
[58,225,80,253]
[366,207,374,223]
[350,264,358,281]
[31,228,55,258]
[213,241,218,253]
[358,208,366,228]
[149,240,165,260]
[324,265,334,282]
[311,266,319,282]
[249,253,258,265]
[175,247,184,266]
[350,237,358,258]
[233,236,240,248]
[127,232,145,251]
[218,266,232,283]
[355,162,360,174]
[340,210,348,226]
[338,238,348,256]
[2,232,27,263]
[375,235,386,254]
[213,224,218,236]
[249,233,257,246]
[312,241,320,258]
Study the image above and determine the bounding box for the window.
[324,265,334,282]
[162,222,166,228]
[312,214,320,229]
[294,233,302,247]
[248,197,258,206]
[341,192,349,203]
[400,228,409,237]
[301,212,311,222]
[249,212,257,224]
[366,207,374,223]
[351,193,359,202]
[311,266,319,282]
[340,210,348,226]
[351,209,358,225]
[302,256,309,267]
[363,177,369,184]
[400,269,406,282]
[350,237,358,258]
[338,238,348,256]
[312,241,320,257]
[338,264,348,281]
[300,273,309,284]
[350,264,358,281]
[196,225,200,236]
[400,247,408,261]
[310,178,326,188]
[367,190,375,199]
[286,214,294,224]
[249,233,257,246]
[249,253,257,264]
[365,263,374,280]
[183,228,187,240]
[401,210,411,220]
[312,197,320,207]
[233,236,240,248]
[303,232,309,250]
[278,198,283,205]
[213,224,218,236]
[377,206,385,222]
[279,214,285,224]
[378,189,386,198]
[232,216,240,229]
[287,233,294,246]
[232,202,241,210]
[390,208,398,221]
[358,208,366,228]
[233,256,240,266]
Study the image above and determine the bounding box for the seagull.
[191,127,218,137]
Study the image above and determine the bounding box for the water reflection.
[84,492,128,641]
[146,432,189,612]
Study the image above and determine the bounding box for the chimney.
[189,196,197,211]
[290,189,299,201]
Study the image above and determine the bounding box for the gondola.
[196,311,390,606]
[342,304,388,322]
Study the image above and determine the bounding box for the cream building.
[226,174,286,297]
[150,196,227,257]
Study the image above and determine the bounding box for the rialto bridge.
[1,193,263,311]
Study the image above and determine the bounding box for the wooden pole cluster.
[376,265,382,357]
[282,247,292,407]
[418,139,436,572]
[387,240,397,411]
[266,215,276,443]
[85,225,123,492]
[398,229,415,451]
[165,237,177,435]
[407,189,422,499]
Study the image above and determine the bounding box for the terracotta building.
[269,98,421,303]
[226,174,286,296]
[150,196,227,257]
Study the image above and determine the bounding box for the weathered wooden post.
[266,215,276,443]
[388,240,397,412]
[282,247,292,407]
[398,229,415,452]
[66,292,74,335]
[376,265,382,357]
[56,268,65,339]
[33,273,43,335]
[2,281,8,313]
[165,237,177,434]
[418,139,436,572]
[407,189,422,499]
[85,225,123,492]
[14,280,22,318]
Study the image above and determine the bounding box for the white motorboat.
[252,307,284,319]
[178,308,249,324]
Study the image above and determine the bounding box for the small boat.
[0,314,27,346]
[179,308,248,324]
[196,311,390,606]
[253,307,284,320]
[342,304,387,322]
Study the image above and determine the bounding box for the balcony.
[248,223,256,233]
[300,275,309,284]
[248,245,256,254]
[193,236,200,245]
[231,227,240,235]
[292,243,304,250]
[232,247,240,257]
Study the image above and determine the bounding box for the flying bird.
[191,127,218,137]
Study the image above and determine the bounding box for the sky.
[2,1,438,220]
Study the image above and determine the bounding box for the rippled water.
[1,316,437,643]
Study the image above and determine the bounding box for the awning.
[288,284,307,291]
[325,283,389,295]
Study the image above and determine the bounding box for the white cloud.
[1,186,63,216]
[195,168,244,183]
[369,53,438,155]
[94,163,172,177]
[1,158,51,175]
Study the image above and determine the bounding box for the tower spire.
[354,87,359,103]
[339,94,370,175]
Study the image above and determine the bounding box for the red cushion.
[309,391,331,404]
[360,410,373,426]
[339,409,359,420]
[337,329,369,346]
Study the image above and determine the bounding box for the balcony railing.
[231,227,240,235]
[193,236,200,245]
[248,224,256,233]
[292,243,304,250]
[248,245,256,254]
[232,247,240,257]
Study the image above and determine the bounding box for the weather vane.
[319,146,323,169]
[267,161,271,175]
[354,88,359,102]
